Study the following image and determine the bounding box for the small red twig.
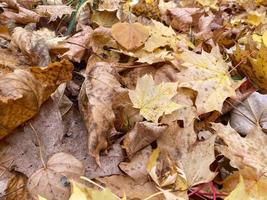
[210,182,217,200]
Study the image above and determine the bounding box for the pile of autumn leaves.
[1,0,267,199]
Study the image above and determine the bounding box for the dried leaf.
[144,20,178,52]
[5,172,29,200]
[78,62,124,165]
[177,46,243,113]
[123,121,167,158]
[36,5,74,22]
[119,146,152,184]
[111,22,150,51]
[27,152,85,200]
[230,92,267,136]
[11,27,65,66]
[98,175,160,200]
[213,123,267,176]
[129,74,184,122]
[0,59,73,138]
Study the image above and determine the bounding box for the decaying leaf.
[11,27,65,66]
[129,74,184,122]
[230,92,267,136]
[78,62,124,165]
[36,5,74,22]
[111,22,150,51]
[0,59,73,139]
[5,171,29,200]
[177,46,243,113]
[27,152,85,200]
[123,121,166,158]
[98,175,160,200]
[157,123,217,189]
[214,123,267,177]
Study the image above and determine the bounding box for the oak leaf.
[129,74,183,122]
[0,59,73,139]
[36,5,74,22]
[111,22,150,51]
[177,46,243,113]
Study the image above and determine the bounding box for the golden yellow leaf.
[144,20,178,52]
[225,175,267,200]
[129,74,184,122]
[177,46,243,113]
[241,44,267,90]
[225,176,249,200]
[111,22,149,51]
[69,181,91,200]
[38,195,47,200]
[0,59,73,139]
[262,31,267,47]
[246,11,266,26]
[196,0,218,9]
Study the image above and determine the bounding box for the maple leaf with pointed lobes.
[177,46,243,114]
[129,74,184,123]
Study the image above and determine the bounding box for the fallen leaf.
[5,171,29,200]
[129,74,184,122]
[78,62,124,165]
[225,175,267,200]
[119,146,151,184]
[36,5,74,22]
[98,175,160,200]
[158,123,217,189]
[27,152,85,200]
[69,181,90,200]
[144,20,178,52]
[111,22,150,51]
[11,27,65,66]
[62,26,92,62]
[123,121,167,158]
[0,59,73,139]
[213,123,267,177]
[242,44,267,90]
[230,92,267,136]
[177,46,243,113]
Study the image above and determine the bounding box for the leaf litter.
[0,0,267,199]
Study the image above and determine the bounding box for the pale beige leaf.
[36,5,74,22]
[230,92,267,136]
[27,152,85,200]
[123,121,167,158]
[213,123,267,176]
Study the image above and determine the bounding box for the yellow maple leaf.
[177,46,243,113]
[241,44,267,90]
[129,74,184,123]
[38,195,47,200]
[196,0,218,9]
[69,181,90,200]
[225,175,267,200]
[144,20,179,52]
